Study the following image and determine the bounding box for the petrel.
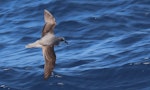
[26,9,68,79]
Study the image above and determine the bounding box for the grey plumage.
[26,9,67,79]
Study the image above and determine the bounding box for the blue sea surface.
[0,0,150,90]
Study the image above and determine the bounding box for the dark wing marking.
[42,46,56,79]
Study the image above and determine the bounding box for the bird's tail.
[25,41,42,48]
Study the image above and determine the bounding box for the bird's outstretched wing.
[42,9,56,37]
[42,10,56,79]
[42,46,56,79]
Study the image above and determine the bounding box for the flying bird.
[26,9,68,79]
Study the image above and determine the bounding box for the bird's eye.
[62,39,64,41]
[61,38,65,41]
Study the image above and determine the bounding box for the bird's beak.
[64,40,68,45]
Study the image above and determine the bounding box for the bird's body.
[26,9,67,79]
[26,33,60,48]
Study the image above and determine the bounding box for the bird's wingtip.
[44,9,49,13]
[44,73,50,80]
[44,9,51,16]
[44,76,49,80]
[44,9,56,24]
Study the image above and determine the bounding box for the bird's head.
[58,37,68,45]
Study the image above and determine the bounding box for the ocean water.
[0,0,150,90]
